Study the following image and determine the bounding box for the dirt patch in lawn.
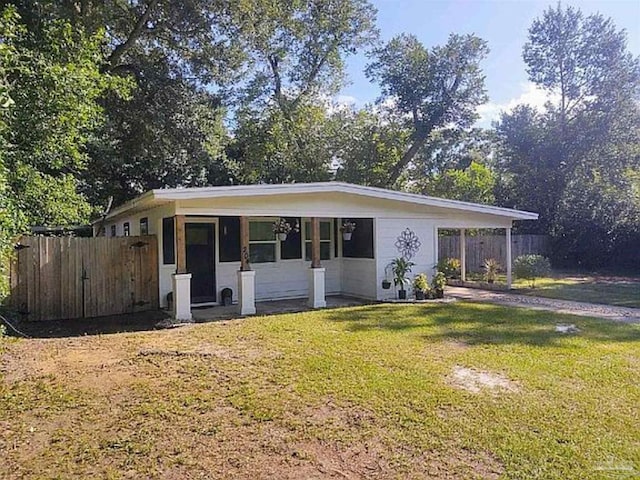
[448,366,519,394]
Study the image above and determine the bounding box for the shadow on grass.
[326,303,640,347]
[3,309,170,339]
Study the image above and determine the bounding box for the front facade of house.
[96,182,537,319]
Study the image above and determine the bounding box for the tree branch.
[107,0,159,69]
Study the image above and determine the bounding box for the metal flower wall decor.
[395,228,421,260]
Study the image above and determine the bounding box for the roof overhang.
[99,182,538,223]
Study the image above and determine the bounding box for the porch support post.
[175,215,186,274]
[310,217,321,268]
[460,228,466,282]
[506,226,512,289]
[172,273,192,321]
[237,216,256,315]
[308,217,326,308]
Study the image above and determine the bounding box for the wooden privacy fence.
[438,234,549,272]
[9,235,159,321]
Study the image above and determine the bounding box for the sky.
[337,0,640,127]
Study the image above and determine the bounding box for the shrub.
[431,271,447,298]
[412,273,429,292]
[513,254,551,288]
[437,257,461,279]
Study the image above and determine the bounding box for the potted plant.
[391,257,415,300]
[413,273,429,300]
[483,258,501,284]
[272,218,294,241]
[340,220,356,241]
[431,271,446,298]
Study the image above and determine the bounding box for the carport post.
[460,228,466,282]
[506,227,512,289]
[308,217,326,308]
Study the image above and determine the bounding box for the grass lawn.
[464,272,640,308]
[512,275,640,308]
[1,303,639,479]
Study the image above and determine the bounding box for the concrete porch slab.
[191,295,370,322]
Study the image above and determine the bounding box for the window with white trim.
[304,220,331,261]
[249,221,276,263]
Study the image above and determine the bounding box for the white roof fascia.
[149,182,539,221]
[103,182,538,222]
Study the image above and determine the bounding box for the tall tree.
[0,5,128,226]
[497,4,640,268]
[365,33,489,186]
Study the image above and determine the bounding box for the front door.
[185,223,216,303]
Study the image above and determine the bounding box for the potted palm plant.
[413,273,429,300]
[272,218,293,241]
[340,220,356,241]
[391,257,414,300]
[483,258,501,284]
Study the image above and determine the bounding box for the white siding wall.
[341,258,377,299]
[375,218,438,301]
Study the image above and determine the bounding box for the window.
[123,222,130,236]
[304,220,331,261]
[162,217,175,264]
[249,221,276,263]
[219,216,241,262]
[342,218,374,258]
[280,217,302,260]
[140,217,149,236]
[110,225,116,237]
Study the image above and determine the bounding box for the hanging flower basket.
[340,220,356,241]
[272,218,299,241]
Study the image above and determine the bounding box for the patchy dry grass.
[1,302,639,479]
[512,275,640,308]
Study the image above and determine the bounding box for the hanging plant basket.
[277,232,288,241]
[382,279,391,290]
[340,220,356,241]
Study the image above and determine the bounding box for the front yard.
[1,302,639,479]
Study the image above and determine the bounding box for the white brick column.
[172,273,192,321]
[308,267,326,308]
[237,270,256,315]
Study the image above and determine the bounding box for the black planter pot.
[398,289,407,300]
[488,279,495,284]
[435,288,444,299]
[382,280,392,290]
[415,290,425,300]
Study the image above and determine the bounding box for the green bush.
[513,254,551,288]
[431,271,447,298]
[436,257,461,279]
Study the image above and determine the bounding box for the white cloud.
[476,82,559,126]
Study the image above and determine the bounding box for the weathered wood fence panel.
[9,236,159,321]
[438,234,549,272]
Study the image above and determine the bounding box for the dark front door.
[185,223,216,303]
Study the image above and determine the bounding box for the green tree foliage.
[229,0,378,184]
[332,107,410,187]
[231,102,335,184]
[421,161,496,205]
[497,4,640,269]
[0,5,127,227]
[366,33,489,186]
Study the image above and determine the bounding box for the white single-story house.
[94,182,538,320]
